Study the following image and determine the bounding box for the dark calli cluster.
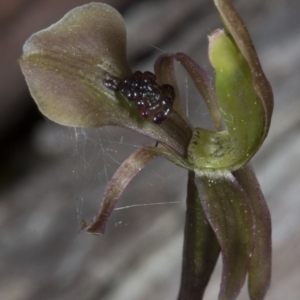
[105,71,175,124]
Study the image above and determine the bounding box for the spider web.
[56,125,187,233]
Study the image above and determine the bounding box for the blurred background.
[0,0,299,299]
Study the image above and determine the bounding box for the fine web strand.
[114,201,179,211]
[126,33,166,54]
[185,75,189,118]
[60,125,181,230]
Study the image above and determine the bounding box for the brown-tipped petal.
[213,0,273,140]
[178,171,220,300]
[195,170,255,300]
[82,143,188,235]
[175,52,223,131]
[233,164,272,300]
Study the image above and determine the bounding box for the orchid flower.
[19,1,273,299]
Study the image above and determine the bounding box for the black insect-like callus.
[105,70,176,124]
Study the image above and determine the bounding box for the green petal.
[213,0,273,134]
[188,28,267,170]
[209,29,265,166]
[178,171,220,300]
[188,0,273,171]
[233,164,271,300]
[81,143,188,234]
[195,170,255,300]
